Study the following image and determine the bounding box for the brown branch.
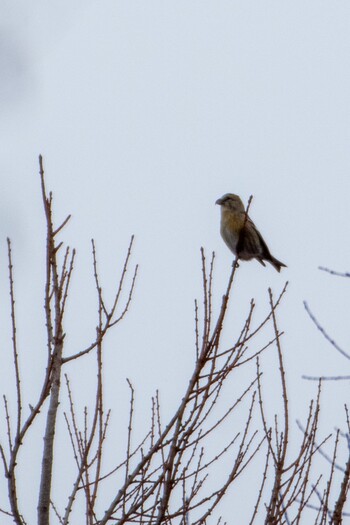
[37,155,70,525]
[62,237,137,363]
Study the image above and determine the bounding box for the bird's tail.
[269,256,287,273]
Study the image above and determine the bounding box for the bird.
[215,193,286,272]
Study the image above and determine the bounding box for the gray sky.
[0,2,349,522]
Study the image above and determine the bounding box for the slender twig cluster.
[0,157,349,524]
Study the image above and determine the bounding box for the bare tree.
[301,267,350,523]
[0,157,349,524]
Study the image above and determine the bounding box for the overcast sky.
[0,2,349,523]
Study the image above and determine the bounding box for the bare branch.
[304,301,350,361]
[319,267,350,278]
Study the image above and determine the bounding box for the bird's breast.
[220,210,244,255]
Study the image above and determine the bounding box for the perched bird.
[216,193,286,272]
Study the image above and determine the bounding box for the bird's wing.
[236,217,258,254]
[236,217,270,264]
[254,226,272,259]
[237,216,285,271]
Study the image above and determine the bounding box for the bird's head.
[215,193,245,212]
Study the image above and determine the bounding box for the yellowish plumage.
[216,193,286,272]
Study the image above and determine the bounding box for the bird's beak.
[215,198,223,205]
